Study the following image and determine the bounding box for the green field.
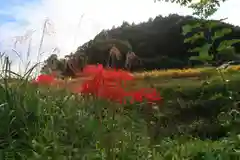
[0,67,240,159]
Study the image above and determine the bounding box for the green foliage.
[189,43,213,62]
[182,20,240,64]
[218,47,237,61]
[1,70,240,159]
[212,28,232,41]
[156,0,227,18]
[158,0,238,66]
[217,39,240,52]
[154,73,240,137]
[182,23,202,36]
[0,81,152,159]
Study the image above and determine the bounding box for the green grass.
[0,68,240,159]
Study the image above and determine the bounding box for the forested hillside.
[42,14,240,76]
[77,14,240,69]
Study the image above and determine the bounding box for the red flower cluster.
[32,64,162,104]
[32,74,55,85]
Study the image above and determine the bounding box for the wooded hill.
[42,14,240,75]
[76,14,240,69]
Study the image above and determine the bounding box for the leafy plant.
[182,20,240,63]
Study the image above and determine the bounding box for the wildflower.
[33,64,162,105]
[79,65,162,104]
[82,64,103,76]
[80,78,100,95]
[33,74,55,85]
[98,85,127,104]
[130,88,162,104]
[82,64,134,82]
[103,69,134,81]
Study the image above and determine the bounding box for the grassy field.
[0,66,240,159]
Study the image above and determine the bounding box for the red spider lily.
[79,78,100,95]
[130,88,162,104]
[98,85,127,104]
[103,69,134,81]
[78,64,162,104]
[32,64,162,104]
[82,64,134,82]
[144,90,162,102]
[32,74,55,85]
[82,64,103,76]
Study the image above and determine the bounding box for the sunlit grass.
[134,67,215,79]
[227,64,240,71]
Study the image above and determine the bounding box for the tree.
[121,21,130,28]
[41,54,59,74]
[156,0,227,18]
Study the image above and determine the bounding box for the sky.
[0,0,239,74]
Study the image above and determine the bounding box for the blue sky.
[0,0,38,24]
[0,0,239,74]
[0,0,39,9]
[0,0,17,23]
[0,15,15,24]
[0,0,24,9]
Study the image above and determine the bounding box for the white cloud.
[211,0,240,26]
[0,0,239,75]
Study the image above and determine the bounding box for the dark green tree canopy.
[74,14,240,70]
